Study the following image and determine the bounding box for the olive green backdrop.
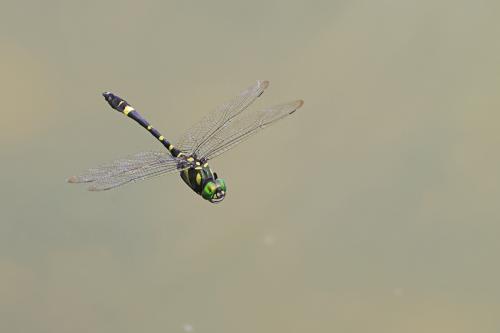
[1,1,499,332]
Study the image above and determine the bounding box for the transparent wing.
[176,80,269,155]
[67,151,190,191]
[198,100,304,161]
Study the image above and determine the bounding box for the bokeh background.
[1,0,500,332]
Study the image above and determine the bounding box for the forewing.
[67,151,189,191]
[198,100,304,161]
[176,80,269,155]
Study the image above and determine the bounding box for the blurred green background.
[1,0,500,332]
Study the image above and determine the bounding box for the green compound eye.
[202,182,217,200]
[216,179,226,192]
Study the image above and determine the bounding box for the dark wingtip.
[259,80,270,90]
[67,176,79,183]
[289,100,304,114]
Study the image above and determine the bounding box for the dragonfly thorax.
[179,156,226,203]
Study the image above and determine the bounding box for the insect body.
[68,81,303,203]
[179,159,226,203]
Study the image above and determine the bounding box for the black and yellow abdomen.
[102,92,184,158]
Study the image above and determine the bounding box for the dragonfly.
[67,81,303,203]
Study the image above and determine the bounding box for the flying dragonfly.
[68,81,303,203]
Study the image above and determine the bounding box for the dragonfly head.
[202,178,227,204]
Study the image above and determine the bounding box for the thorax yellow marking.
[183,169,191,186]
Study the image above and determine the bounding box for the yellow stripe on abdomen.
[123,105,134,115]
